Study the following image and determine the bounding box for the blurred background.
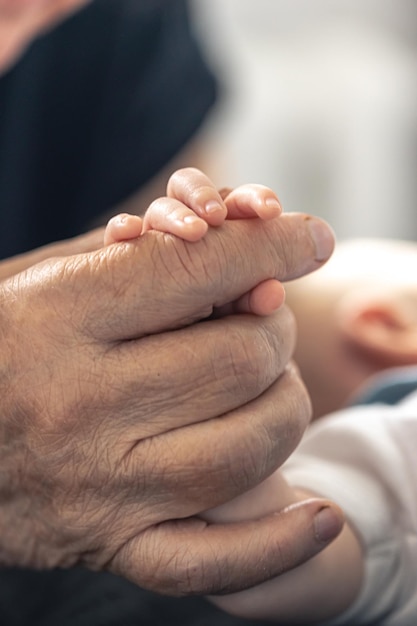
[190,0,417,241]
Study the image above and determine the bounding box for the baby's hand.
[105,168,282,244]
[104,168,285,316]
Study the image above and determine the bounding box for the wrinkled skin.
[0,214,339,595]
[0,0,342,599]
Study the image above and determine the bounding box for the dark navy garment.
[0,567,267,626]
[0,0,217,259]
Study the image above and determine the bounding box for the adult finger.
[109,499,344,595]
[74,211,334,341]
[96,307,296,437]
[112,363,312,519]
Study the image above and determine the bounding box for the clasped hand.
[0,209,337,595]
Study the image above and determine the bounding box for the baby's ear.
[337,299,417,367]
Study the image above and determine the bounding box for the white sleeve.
[282,396,417,626]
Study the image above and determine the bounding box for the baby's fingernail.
[314,506,344,543]
[205,200,225,215]
[265,197,282,213]
[183,215,202,224]
[307,217,335,262]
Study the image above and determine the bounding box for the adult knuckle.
[233,368,312,475]
[262,307,296,364]
[224,335,267,398]
[276,367,312,449]
[129,537,201,596]
[223,316,292,397]
[161,549,222,597]
[264,214,306,279]
[232,429,272,488]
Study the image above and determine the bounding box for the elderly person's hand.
[0,212,340,595]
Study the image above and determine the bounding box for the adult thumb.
[83,212,334,341]
[109,498,344,596]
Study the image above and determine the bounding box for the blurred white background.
[191,0,417,241]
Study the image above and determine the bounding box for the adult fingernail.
[314,506,344,543]
[306,217,335,262]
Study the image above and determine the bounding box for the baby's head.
[285,238,417,419]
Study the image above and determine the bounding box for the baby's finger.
[224,184,282,220]
[143,197,209,242]
[167,167,228,226]
[218,186,234,200]
[104,213,143,246]
[214,279,286,317]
